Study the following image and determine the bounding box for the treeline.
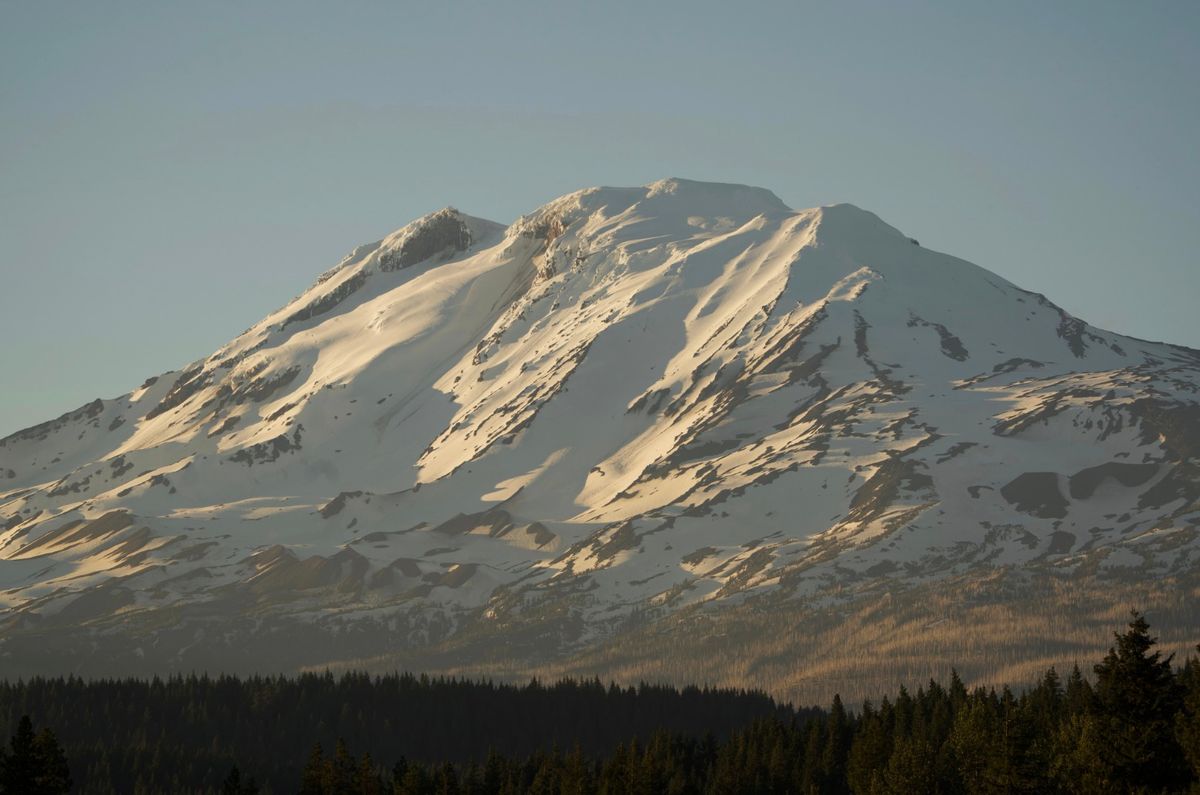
[0,672,799,793]
[297,611,1200,794]
[4,612,1199,793]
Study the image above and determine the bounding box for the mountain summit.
[2,180,1197,700]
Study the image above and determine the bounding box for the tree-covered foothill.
[296,612,1200,794]
[4,611,1199,793]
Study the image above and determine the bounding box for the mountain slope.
[2,179,1197,698]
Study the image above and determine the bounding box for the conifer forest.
[0,612,1196,793]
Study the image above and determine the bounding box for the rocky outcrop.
[378,209,471,271]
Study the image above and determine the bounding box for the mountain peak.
[812,201,909,243]
[510,178,794,247]
[644,177,790,213]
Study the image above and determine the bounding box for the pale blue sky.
[2,1,1198,437]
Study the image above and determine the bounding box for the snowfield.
[1,179,1197,688]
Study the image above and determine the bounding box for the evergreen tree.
[0,715,38,792]
[0,715,71,795]
[299,743,326,795]
[1064,663,1093,716]
[32,728,71,795]
[481,749,505,794]
[1090,610,1188,791]
[949,698,994,794]
[821,694,851,794]
[220,764,260,795]
[880,735,936,794]
[798,721,823,793]
[1177,648,1200,785]
[396,763,430,795]
[1028,665,1063,731]
[846,703,889,795]
[331,738,357,793]
[1024,665,1064,777]
[948,669,968,711]
[561,743,592,795]
[994,686,1043,793]
[356,752,383,795]
[1051,711,1116,795]
[433,760,459,795]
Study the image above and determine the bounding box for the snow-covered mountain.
[2,179,1198,697]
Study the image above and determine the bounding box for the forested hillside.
[1,613,1197,793]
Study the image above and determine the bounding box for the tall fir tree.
[0,715,71,795]
[846,702,890,795]
[821,694,851,794]
[1176,648,1200,785]
[1063,662,1093,716]
[1090,610,1188,791]
[299,743,326,795]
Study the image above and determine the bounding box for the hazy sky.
[2,1,1198,437]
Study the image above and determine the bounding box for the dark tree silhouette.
[1178,646,1200,783]
[220,764,259,795]
[0,715,70,795]
[1086,610,1188,791]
